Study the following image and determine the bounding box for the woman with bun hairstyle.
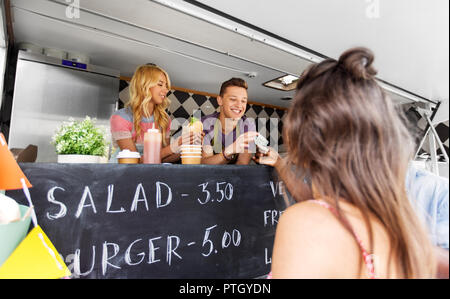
[110,64,182,162]
[255,48,436,278]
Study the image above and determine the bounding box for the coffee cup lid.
[117,149,141,159]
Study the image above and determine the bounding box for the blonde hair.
[126,65,171,146]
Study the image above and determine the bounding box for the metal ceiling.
[9,0,449,108]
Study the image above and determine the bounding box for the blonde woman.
[110,64,181,162]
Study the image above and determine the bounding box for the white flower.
[51,116,108,156]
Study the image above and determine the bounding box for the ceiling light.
[263,75,300,91]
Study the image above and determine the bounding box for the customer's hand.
[224,131,259,157]
[253,147,281,167]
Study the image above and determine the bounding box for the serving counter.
[7,163,289,279]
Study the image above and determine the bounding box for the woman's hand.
[253,147,281,167]
[170,131,204,154]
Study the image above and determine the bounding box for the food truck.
[0,0,448,280]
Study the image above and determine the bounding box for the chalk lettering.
[75,186,97,218]
[167,235,182,266]
[102,242,121,275]
[232,229,241,246]
[264,210,270,226]
[279,181,285,195]
[106,184,126,213]
[156,181,172,208]
[225,183,234,200]
[47,186,67,220]
[125,239,145,266]
[269,181,284,197]
[197,182,211,205]
[201,225,217,257]
[73,246,96,277]
[130,183,149,212]
[264,209,283,227]
[222,231,231,248]
[216,182,226,202]
[221,229,242,249]
[265,248,271,265]
[148,236,162,264]
[197,182,234,204]
[272,210,278,225]
[269,181,278,197]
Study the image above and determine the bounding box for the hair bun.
[338,47,378,80]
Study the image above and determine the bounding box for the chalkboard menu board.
[8,163,289,279]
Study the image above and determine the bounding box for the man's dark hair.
[219,78,248,96]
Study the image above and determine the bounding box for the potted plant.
[51,116,109,163]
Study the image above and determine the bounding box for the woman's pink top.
[267,199,377,279]
[110,107,171,146]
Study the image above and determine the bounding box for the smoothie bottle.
[143,124,162,164]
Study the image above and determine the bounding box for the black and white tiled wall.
[167,90,286,149]
[119,81,286,149]
[119,80,450,159]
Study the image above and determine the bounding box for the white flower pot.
[57,154,100,164]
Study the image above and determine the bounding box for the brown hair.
[284,47,435,278]
[219,78,248,96]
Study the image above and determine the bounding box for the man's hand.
[223,131,259,157]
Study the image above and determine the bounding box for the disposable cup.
[180,151,202,154]
[117,149,140,164]
[181,146,202,152]
[180,150,202,154]
[181,156,202,165]
[180,145,202,148]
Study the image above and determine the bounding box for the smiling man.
[201,78,257,165]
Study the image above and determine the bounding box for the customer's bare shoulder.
[272,200,361,278]
[279,200,341,229]
[276,200,358,251]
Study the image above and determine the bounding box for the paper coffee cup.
[180,145,202,148]
[117,150,140,164]
[181,150,202,154]
[181,156,202,165]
